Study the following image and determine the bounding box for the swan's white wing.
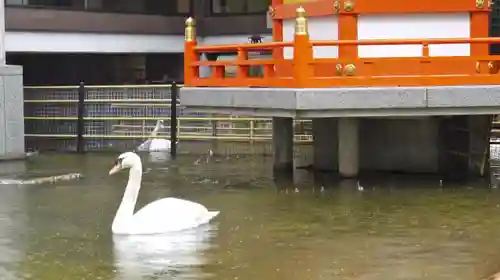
[149,139,171,151]
[129,197,218,234]
[136,139,152,152]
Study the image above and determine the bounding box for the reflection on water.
[491,144,500,161]
[0,160,28,280]
[1,145,500,279]
[113,224,216,280]
[145,151,171,164]
[0,179,26,280]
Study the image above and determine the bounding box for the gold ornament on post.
[336,64,343,75]
[334,0,340,13]
[294,7,308,35]
[489,61,499,74]
[185,17,196,42]
[268,6,276,18]
[343,0,354,12]
[344,64,356,76]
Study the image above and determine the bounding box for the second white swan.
[136,120,173,152]
[109,152,219,235]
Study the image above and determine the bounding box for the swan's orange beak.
[109,164,122,175]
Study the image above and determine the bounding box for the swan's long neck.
[112,163,142,230]
[150,121,162,138]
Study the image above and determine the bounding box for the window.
[212,0,244,14]
[6,0,191,15]
[177,0,191,14]
[7,0,72,6]
[211,0,269,15]
[143,0,191,15]
[102,0,145,13]
[6,0,28,5]
[247,0,268,13]
[85,0,103,10]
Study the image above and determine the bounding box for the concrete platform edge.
[180,86,500,117]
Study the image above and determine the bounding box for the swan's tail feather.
[199,211,220,225]
[136,139,151,152]
[208,211,220,220]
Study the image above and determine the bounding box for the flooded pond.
[1,145,500,280]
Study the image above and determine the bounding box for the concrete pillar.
[438,116,470,181]
[0,0,5,65]
[0,65,25,160]
[272,117,294,172]
[338,118,359,177]
[0,0,24,160]
[468,115,492,177]
[360,118,439,173]
[438,115,492,181]
[312,118,337,171]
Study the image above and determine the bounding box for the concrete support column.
[0,0,5,65]
[338,118,359,177]
[272,117,294,172]
[312,118,338,171]
[468,115,492,177]
[0,65,25,160]
[439,115,492,181]
[0,0,24,160]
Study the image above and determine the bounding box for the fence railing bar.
[24,99,177,103]
[24,84,184,90]
[23,116,283,121]
[24,133,312,140]
[170,81,179,158]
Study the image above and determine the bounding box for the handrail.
[310,37,500,47]
[24,83,184,90]
[194,42,292,52]
[24,85,79,90]
[192,37,500,53]
[24,116,278,121]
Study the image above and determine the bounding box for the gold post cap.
[185,17,196,42]
[296,6,306,17]
[294,6,308,35]
[185,17,195,27]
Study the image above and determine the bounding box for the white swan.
[109,151,219,235]
[136,120,173,152]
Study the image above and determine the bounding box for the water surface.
[0,147,500,279]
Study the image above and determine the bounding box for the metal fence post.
[211,116,218,137]
[76,81,85,153]
[170,81,178,158]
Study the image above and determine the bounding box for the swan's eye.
[114,158,123,166]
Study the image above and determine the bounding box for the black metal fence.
[23,83,313,153]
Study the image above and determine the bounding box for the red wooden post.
[293,7,312,87]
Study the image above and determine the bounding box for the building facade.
[4,0,271,85]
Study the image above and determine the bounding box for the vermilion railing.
[183,14,500,88]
